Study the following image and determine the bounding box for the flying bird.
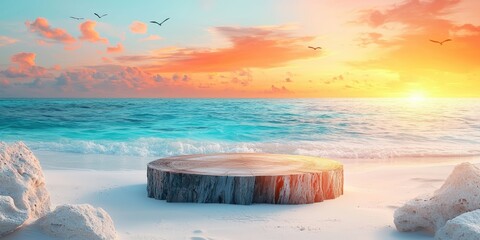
[150,18,170,26]
[429,39,452,45]
[308,46,322,50]
[94,13,108,18]
[69,16,84,20]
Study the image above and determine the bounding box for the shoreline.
[5,151,478,239]
[33,149,480,171]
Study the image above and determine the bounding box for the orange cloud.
[362,0,461,28]
[25,17,75,43]
[1,52,48,78]
[12,52,36,68]
[130,21,147,34]
[107,43,124,53]
[357,0,480,73]
[143,26,317,73]
[353,0,480,97]
[79,21,108,43]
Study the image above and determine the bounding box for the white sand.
[4,151,480,240]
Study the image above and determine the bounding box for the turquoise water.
[0,98,479,159]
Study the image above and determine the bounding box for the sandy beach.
[4,151,478,240]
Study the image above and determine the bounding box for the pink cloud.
[51,65,62,71]
[54,65,157,92]
[0,36,18,47]
[143,26,317,73]
[130,21,147,34]
[107,43,124,53]
[140,34,162,41]
[115,55,153,62]
[362,0,461,28]
[102,57,113,63]
[1,52,48,78]
[0,79,9,87]
[25,17,76,43]
[36,39,51,46]
[79,20,108,43]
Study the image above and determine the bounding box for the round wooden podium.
[147,153,343,205]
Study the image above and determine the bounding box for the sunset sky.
[0,0,479,98]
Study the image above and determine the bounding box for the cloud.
[54,68,97,92]
[269,85,291,94]
[361,0,461,28]
[143,25,317,73]
[358,32,387,47]
[0,79,9,87]
[107,43,124,53]
[182,74,192,82]
[51,65,159,94]
[172,73,180,81]
[356,0,480,73]
[1,52,48,78]
[79,20,108,43]
[285,71,294,82]
[35,39,51,46]
[25,17,76,44]
[140,34,163,41]
[91,65,157,90]
[451,24,480,37]
[130,21,147,34]
[115,55,153,62]
[0,54,160,95]
[230,69,253,86]
[332,74,344,81]
[102,57,113,63]
[51,65,61,71]
[12,53,35,68]
[0,36,18,47]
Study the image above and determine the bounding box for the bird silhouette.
[430,39,451,45]
[94,13,108,18]
[69,16,84,20]
[308,46,322,50]
[150,18,170,26]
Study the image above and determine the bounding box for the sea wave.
[19,138,480,160]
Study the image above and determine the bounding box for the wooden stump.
[147,153,343,205]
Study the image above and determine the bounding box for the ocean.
[1,98,479,160]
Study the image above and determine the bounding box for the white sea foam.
[23,138,480,160]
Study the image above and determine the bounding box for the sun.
[407,91,427,103]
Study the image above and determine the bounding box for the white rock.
[394,162,480,233]
[0,196,28,236]
[435,209,480,240]
[40,204,118,240]
[0,142,51,236]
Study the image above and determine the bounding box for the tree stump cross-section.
[147,153,343,205]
